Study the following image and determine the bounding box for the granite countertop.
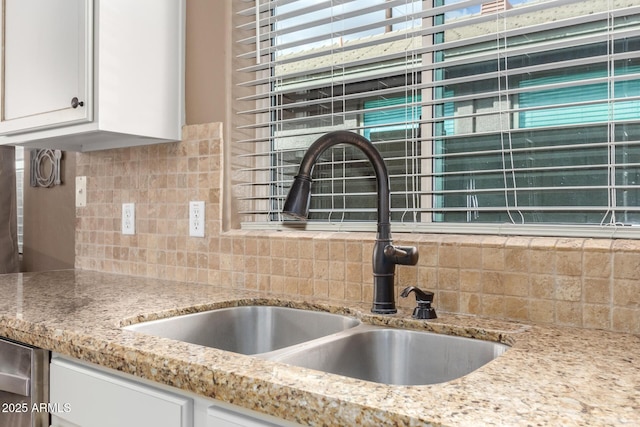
[0,270,638,426]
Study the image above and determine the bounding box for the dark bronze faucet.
[282,131,419,314]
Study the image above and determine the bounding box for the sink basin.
[123,306,360,355]
[272,327,509,386]
[125,306,509,386]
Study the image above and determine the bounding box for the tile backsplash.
[75,123,640,334]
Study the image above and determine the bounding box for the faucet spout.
[283,130,419,314]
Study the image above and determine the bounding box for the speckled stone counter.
[0,270,638,426]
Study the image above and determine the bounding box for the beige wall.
[185,0,230,125]
[23,0,230,271]
[22,151,76,272]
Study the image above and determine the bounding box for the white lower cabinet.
[50,357,192,427]
[49,355,301,427]
[206,404,283,427]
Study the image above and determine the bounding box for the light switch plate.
[122,203,135,235]
[75,176,87,207]
[189,201,205,237]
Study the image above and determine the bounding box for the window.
[234,0,640,238]
[16,146,23,253]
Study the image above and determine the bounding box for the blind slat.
[239,25,638,87]
[238,1,640,62]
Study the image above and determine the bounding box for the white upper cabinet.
[0,0,184,152]
[2,0,90,131]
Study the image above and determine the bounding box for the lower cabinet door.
[50,358,192,427]
[206,405,283,427]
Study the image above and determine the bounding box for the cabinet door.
[0,0,91,135]
[207,404,298,427]
[50,358,192,427]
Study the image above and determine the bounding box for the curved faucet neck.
[295,131,391,239]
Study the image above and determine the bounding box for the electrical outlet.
[122,203,135,235]
[189,201,205,237]
[75,176,87,207]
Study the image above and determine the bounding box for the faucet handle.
[400,286,437,320]
[384,245,419,265]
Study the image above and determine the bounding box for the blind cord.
[602,0,619,226]
[496,5,524,225]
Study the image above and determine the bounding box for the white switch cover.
[75,176,87,207]
[189,201,205,237]
[122,203,135,235]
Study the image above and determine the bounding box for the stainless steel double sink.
[124,306,509,386]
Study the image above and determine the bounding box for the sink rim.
[267,324,510,386]
[119,300,362,328]
[122,304,362,356]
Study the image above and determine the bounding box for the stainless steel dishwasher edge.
[0,338,49,427]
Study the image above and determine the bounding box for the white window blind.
[233,0,640,238]
[15,146,23,253]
